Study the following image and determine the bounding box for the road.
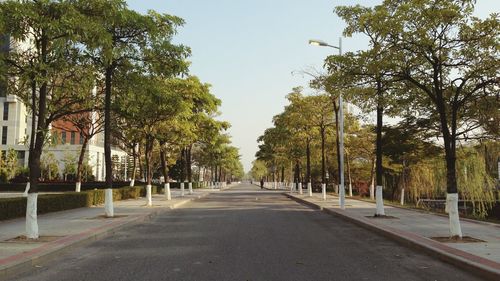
[13,183,483,281]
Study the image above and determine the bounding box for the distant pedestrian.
[260,178,264,189]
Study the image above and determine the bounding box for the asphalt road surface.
[12,183,483,281]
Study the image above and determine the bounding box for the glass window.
[70,131,76,144]
[79,132,84,144]
[1,126,7,144]
[61,131,66,144]
[3,103,8,120]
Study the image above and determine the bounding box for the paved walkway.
[0,187,230,279]
[288,190,500,279]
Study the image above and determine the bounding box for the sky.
[126,0,498,172]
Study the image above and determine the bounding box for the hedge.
[0,181,209,192]
[0,181,135,192]
[0,185,159,221]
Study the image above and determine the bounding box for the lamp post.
[309,37,345,209]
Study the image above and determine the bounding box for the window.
[3,103,8,120]
[79,132,84,144]
[70,131,76,144]
[61,131,66,144]
[2,126,7,144]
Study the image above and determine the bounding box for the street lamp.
[309,37,345,210]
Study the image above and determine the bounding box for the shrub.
[0,185,158,221]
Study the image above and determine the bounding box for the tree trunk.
[138,144,144,182]
[370,158,375,200]
[281,166,285,183]
[333,100,341,185]
[75,136,89,192]
[129,144,137,186]
[306,138,311,183]
[436,91,462,237]
[103,66,114,217]
[186,144,192,182]
[180,148,186,182]
[346,149,353,197]
[375,84,385,216]
[144,135,154,206]
[159,142,168,183]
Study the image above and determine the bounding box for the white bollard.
[307,182,312,197]
[75,182,81,192]
[188,182,193,195]
[165,182,171,200]
[181,182,185,197]
[298,182,303,195]
[322,183,326,200]
[290,182,293,192]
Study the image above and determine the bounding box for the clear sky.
[126,0,498,172]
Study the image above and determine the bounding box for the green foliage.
[250,160,267,180]
[41,153,60,181]
[63,152,77,176]
[405,148,497,218]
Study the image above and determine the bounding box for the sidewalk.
[286,191,500,280]
[0,187,226,280]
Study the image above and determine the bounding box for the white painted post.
[400,188,405,205]
[322,183,326,200]
[446,193,462,238]
[146,184,152,206]
[75,182,81,192]
[26,193,39,239]
[188,182,193,195]
[298,182,303,195]
[181,182,185,197]
[165,182,171,200]
[375,186,385,216]
[307,182,312,197]
[105,188,114,217]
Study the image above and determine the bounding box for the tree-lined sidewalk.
[0,186,237,279]
[286,191,500,279]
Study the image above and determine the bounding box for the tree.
[114,73,190,206]
[0,0,97,238]
[81,1,189,215]
[381,0,498,237]
[335,0,499,237]
[53,93,104,191]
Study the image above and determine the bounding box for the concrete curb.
[0,192,212,281]
[285,193,500,281]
